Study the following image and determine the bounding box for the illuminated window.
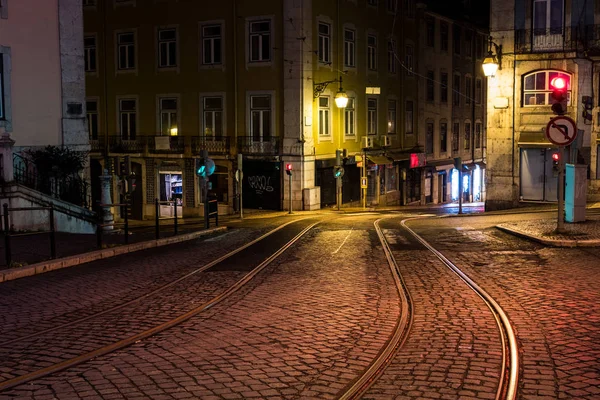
[387,100,396,134]
[159,98,177,136]
[523,70,571,106]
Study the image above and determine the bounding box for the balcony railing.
[192,136,230,155]
[515,25,600,54]
[236,136,280,155]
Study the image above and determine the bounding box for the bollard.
[124,202,129,245]
[49,206,56,259]
[155,198,160,239]
[173,200,178,236]
[3,204,11,266]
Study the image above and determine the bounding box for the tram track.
[0,218,321,393]
[339,215,519,400]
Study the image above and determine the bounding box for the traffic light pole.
[557,146,566,233]
[362,150,367,209]
[288,172,292,214]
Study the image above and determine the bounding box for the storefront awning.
[367,155,392,165]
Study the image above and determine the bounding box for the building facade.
[487,0,600,210]
[83,0,431,219]
[419,3,488,205]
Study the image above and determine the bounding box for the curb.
[495,225,600,247]
[0,226,227,284]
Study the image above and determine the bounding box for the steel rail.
[0,217,311,347]
[401,217,519,400]
[0,221,320,392]
[338,217,414,400]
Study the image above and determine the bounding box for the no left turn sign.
[545,116,577,146]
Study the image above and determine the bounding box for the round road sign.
[545,116,577,146]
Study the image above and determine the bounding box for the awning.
[368,155,392,165]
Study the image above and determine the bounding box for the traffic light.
[552,152,560,175]
[196,150,215,178]
[550,76,568,115]
[285,163,293,176]
[334,166,345,178]
[582,95,593,123]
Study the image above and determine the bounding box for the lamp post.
[482,37,502,77]
[314,76,348,210]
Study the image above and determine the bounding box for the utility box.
[565,164,587,222]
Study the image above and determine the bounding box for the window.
[533,0,563,35]
[523,70,571,106]
[464,122,471,150]
[249,20,271,62]
[440,122,447,153]
[452,123,459,152]
[440,72,448,103]
[440,22,448,52]
[367,98,377,134]
[405,100,413,134]
[344,29,356,67]
[318,96,330,136]
[345,97,355,136]
[404,0,414,17]
[453,74,461,106]
[426,70,434,102]
[405,44,413,76]
[250,95,272,140]
[0,56,3,119]
[84,36,96,72]
[475,122,482,148]
[387,40,396,74]
[158,28,177,68]
[475,78,482,104]
[386,0,397,13]
[86,100,99,140]
[426,17,435,47]
[453,25,461,55]
[203,97,223,138]
[476,35,483,59]
[117,32,135,70]
[159,98,178,136]
[465,76,472,105]
[318,23,331,64]
[202,24,222,65]
[426,122,434,154]
[465,31,472,57]
[367,35,377,71]
[387,100,396,134]
[119,99,137,140]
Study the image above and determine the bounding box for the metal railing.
[13,153,91,208]
[236,136,280,155]
[515,25,600,54]
[192,136,230,154]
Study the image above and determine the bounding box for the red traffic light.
[552,153,559,162]
[550,76,567,91]
[286,163,292,171]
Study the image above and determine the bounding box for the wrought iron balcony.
[192,136,231,155]
[515,25,600,54]
[236,136,280,155]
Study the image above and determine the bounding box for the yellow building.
[83,0,425,219]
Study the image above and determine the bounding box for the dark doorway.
[243,160,281,210]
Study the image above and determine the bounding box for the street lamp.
[482,37,502,77]
[314,76,348,109]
